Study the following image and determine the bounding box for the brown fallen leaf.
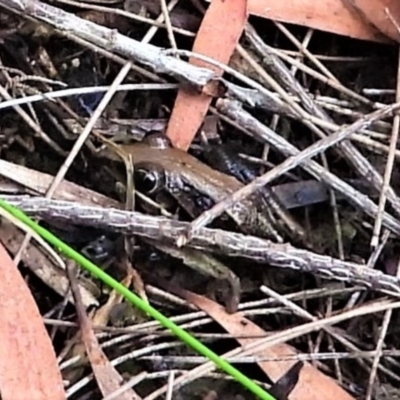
[0,221,99,307]
[166,0,248,150]
[269,361,304,400]
[0,159,120,208]
[65,261,142,400]
[182,290,355,400]
[344,0,400,42]
[248,0,390,43]
[166,0,393,151]
[0,241,66,400]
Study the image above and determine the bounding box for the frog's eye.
[135,168,165,194]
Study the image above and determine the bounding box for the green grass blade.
[0,198,276,400]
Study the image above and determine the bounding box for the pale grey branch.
[4,196,400,296]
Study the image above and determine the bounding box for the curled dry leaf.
[166,0,394,151]
[248,0,390,42]
[0,222,99,307]
[166,0,248,150]
[183,291,355,400]
[66,263,141,400]
[0,159,121,208]
[345,0,400,42]
[0,241,65,400]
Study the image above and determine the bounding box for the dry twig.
[4,196,400,296]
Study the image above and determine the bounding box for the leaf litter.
[1,0,400,399]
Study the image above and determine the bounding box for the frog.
[108,133,306,244]
[98,133,310,312]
